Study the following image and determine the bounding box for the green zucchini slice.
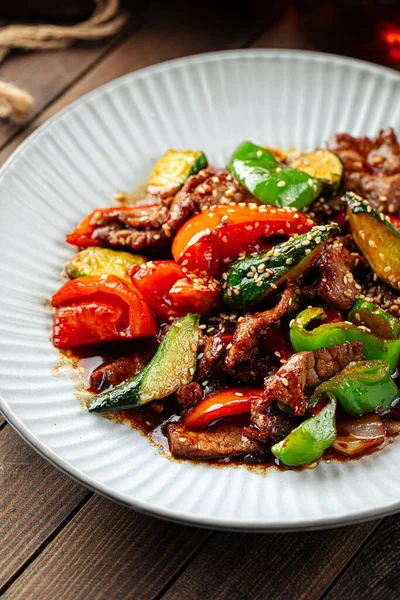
[223,223,340,310]
[87,313,200,412]
[66,247,146,282]
[291,150,343,192]
[345,192,400,291]
[147,150,207,197]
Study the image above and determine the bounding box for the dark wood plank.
[160,521,379,600]
[325,516,400,600]
[251,7,316,50]
[0,0,263,166]
[0,20,138,151]
[3,494,212,600]
[0,425,89,591]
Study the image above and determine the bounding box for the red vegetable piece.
[169,277,221,314]
[388,214,400,231]
[183,387,263,429]
[66,205,158,247]
[131,260,221,321]
[172,204,315,276]
[51,274,157,348]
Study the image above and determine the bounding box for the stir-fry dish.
[51,128,400,469]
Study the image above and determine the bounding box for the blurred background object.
[295,0,400,66]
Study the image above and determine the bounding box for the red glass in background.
[295,0,400,66]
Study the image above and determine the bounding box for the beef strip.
[317,242,361,310]
[262,342,364,418]
[168,422,263,460]
[327,127,400,215]
[362,281,400,319]
[90,346,155,391]
[243,404,294,443]
[93,167,251,251]
[225,282,296,369]
[197,335,227,380]
[175,382,203,412]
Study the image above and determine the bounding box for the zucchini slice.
[291,150,343,192]
[223,223,339,310]
[147,150,207,197]
[345,192,400,291]
[348,299,400,340]
[87,313,200,412]
[66,247,145,282]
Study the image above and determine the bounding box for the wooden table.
[1,5,399,599]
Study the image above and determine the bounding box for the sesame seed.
[368,239,377,248]
[276,167,282,173]
[235,392,244,397]
[191,343,197,352]
[180,377,187,385]
[277,180,286,187]
[256,150,263,157]
[286,257,294,265]
[274,351,281,357]
[175,322,182,328]
[281,377,289,387]
[189,367,195,376]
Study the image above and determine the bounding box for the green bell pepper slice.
[290,307,400,374]
[227,141,323,210]
[348,299,400,340]
[271,397,336,467]
[309,360,399,417]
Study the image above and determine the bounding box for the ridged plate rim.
[0,49,399,531]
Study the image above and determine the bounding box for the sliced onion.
[333,414,385,457]
[383,418,400,436]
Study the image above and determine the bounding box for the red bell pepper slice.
[388,214,400,231]
[131,260,221,322]
[66,205,158,247]
[172,204,315,276]
[52,274,157,348]
[183,387,263,428]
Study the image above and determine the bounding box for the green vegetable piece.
[271,397,336,467]
[309,360,399,417]
[87,313,200,412]
[223,224,339,310]
[345,192,400,291]
[290,307,400,374]
[147,149,208,197]
[290,150,343,192]
[227,141,323,209]
[66,247,145,282]
[348,299,400,341]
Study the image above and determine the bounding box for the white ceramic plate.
[1,50,399,531]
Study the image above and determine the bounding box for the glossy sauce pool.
[56,346,399,473]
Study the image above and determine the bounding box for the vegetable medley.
[51,128,400,468]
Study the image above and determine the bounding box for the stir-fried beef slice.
[175,382,203,412]
[90,347,155,391]
[243,403,294,443]
[168,422,263,460]
[262,342,364,417]
[327,127,400,215]
[225,282,297,369]
[197,335,227,380]
[225,357,277,386]
[317,242,361,310]
[362,282,400,319]
[93,167,252,251]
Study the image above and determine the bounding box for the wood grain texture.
[0,0,263,167]
[0,425,89,591]
[161,521,379,600]
[251,8,316,50]
[325,516,400,600]
[3,494,212,600]
[0,24,137,151]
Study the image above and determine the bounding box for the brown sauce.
[58,347,399,473]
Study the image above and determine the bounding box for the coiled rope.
[0,0,129,121]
